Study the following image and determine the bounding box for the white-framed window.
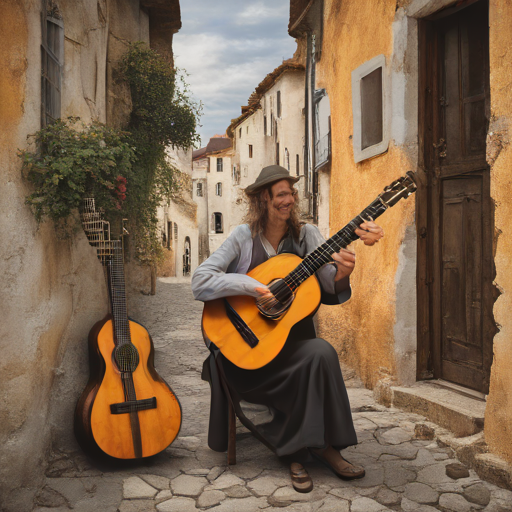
[217,157,223,172]
[314,89,331,169]
[351,54,389,163]
[196,182,203,197]
[215,182,222,196]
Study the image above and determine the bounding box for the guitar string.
[282,205,384,290]
[257,206,383,312]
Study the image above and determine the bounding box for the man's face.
[263,179,296,224]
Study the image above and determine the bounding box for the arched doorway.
[183,237,191,276]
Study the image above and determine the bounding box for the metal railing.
[315,131,331,169]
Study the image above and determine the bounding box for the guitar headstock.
[378,172,417,208]
[80,198,118,265]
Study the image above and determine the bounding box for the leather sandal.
[310,449,366,480]
[290,462,313,493]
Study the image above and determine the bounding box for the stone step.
[387,381,486,438]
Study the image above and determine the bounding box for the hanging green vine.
[20,117,134,222]
[20,42,202,266]
[119,42,201,266]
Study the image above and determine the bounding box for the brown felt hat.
[245,165,300,195]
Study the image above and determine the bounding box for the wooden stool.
[214,356,275,466]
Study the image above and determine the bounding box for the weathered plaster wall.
[0,3,109,510]
[314,0,417,388]
[192,157,209,263]
[0,1,167,509]
[157,147,199,277]
[208,151,234,253]
[484,0,512,465]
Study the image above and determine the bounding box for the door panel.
[441,176,484,389]
[418,0,494,394]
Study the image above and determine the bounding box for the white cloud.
[235,2,288,25]
[173,1,296,142]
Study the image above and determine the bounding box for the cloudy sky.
[173,1,297,147]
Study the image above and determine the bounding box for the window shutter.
[41,15,64,127]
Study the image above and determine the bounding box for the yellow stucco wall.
[484,0,512,464]
[316,0,512,465]
[315,0,416,388]
[0,2,27,151]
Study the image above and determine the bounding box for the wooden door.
[417,0,495,393]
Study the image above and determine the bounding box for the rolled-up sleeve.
[302,224,352,305]
[192,226,265,301]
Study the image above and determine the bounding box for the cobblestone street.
[34,280,512,512]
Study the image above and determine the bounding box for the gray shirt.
[191,224,351,304]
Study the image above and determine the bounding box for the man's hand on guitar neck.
[355,221,384,246]
[332,221,384,282]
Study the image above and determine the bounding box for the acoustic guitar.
[202,172,417,370]
[74,199,182,459]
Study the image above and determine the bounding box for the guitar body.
[202,253,322,370]
[75,315,182,459]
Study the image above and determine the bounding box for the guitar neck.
[106,242,131,346]
[282,172,417,291]
[80,198,131,346]
[284,199,388,291]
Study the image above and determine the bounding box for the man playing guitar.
[192,165,383,492]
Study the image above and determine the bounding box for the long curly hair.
[244,183,302,240]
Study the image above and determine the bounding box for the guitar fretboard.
[283,199,388,291]
[80,199,131,347]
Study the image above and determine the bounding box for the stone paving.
[33,280,512,512]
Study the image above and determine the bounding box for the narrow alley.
[33,280,512,512]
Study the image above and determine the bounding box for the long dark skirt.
[204,326,357,457]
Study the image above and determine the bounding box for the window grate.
[41,16,64,127]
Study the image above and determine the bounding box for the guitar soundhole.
[113,344,140,373]
[256,278,295,320]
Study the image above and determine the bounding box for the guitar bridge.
[110,397,157,414]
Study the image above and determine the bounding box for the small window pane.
[360,67,383,150]
[249,145,253,158]
[214,213,223,233]
[217,158,223,172]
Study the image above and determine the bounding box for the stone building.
[157,147,199,278]
[227,58,309,226]
[0,1,181,510]
[289,0,512,478]
[192,135,233,256]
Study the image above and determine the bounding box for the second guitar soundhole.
[113,344,140,372]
